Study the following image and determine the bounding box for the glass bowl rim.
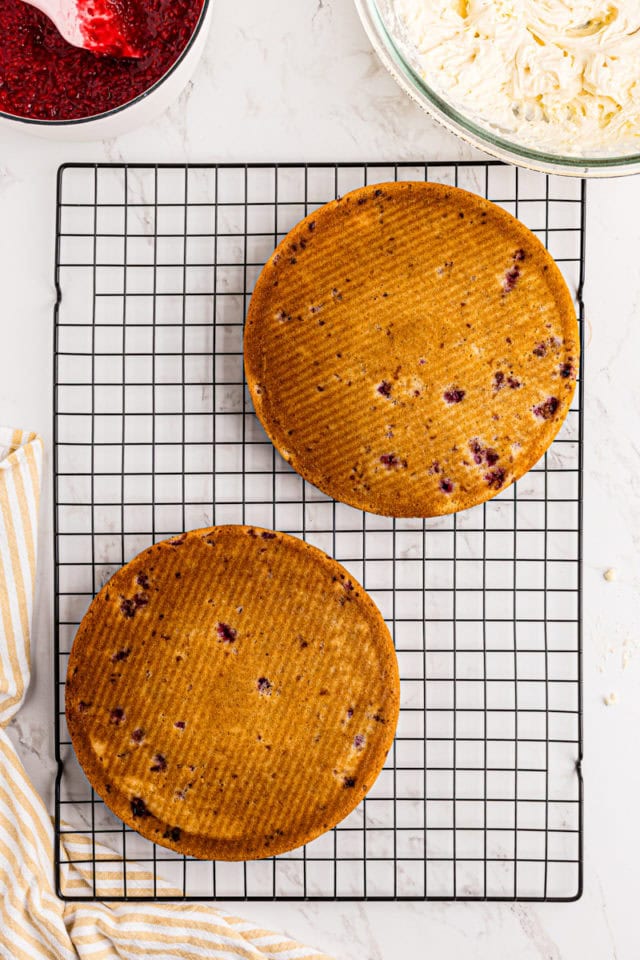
[355,0,640,177]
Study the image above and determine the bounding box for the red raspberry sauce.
[0,0,205,121]
[77,0,144,58]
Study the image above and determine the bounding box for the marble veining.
[1,0,639,956]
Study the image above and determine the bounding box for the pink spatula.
[21,0,142,57]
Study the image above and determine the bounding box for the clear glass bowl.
[355,0,640,177]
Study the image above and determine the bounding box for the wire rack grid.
[54,161,584,902]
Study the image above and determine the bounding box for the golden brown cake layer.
[245,181,579,517]
[66,526,400,860]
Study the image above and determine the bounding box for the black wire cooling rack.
[53,162,584,902]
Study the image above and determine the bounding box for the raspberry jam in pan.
[0,0,204,121]
[76,0,144,59]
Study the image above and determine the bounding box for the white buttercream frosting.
[392,0,640,155]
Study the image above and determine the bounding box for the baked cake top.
[66,525,400,861]
[245,181,579,517]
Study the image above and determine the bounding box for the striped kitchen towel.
[0,426,333,960]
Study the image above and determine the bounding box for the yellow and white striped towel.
[0,426,333,960]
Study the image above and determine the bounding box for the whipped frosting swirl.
[392,0,640,155]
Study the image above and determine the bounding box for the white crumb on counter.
[603,568,617,582]
[622,637,639,669]
[603,692,618,706]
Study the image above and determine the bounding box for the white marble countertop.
[1,1,639,956]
